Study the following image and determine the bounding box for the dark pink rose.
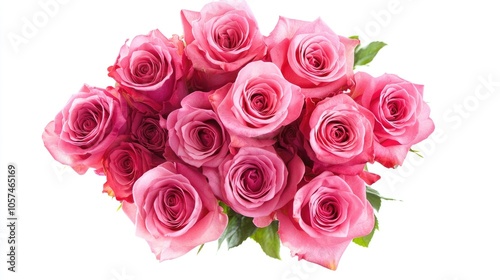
[110,85,158,115]
[132,162,227,260]
[300,94,375,175]
[266,17,358,98]
[129,109,168,158]
[181,1,267,90]
[277,172,374,270]
[350,72,435,167]
[102,139,164,203]
[210,61,304,149]
[204,146,304,227]
[166,91,230,168]
[42,85,127,174]
[108,29,187,113]
[274,120,312,168]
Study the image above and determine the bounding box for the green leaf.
[410,148,423,158]
[354,41,387,68]
[218,211,257,249]
[366,186,398,212]
[353,215,379,247]
[219,201,230,213]
[251,221,281,260]
[116,202,123,212]
[366,189,382,212]
[196,243,204,255]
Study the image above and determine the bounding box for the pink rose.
[131,162,227,260]
[204,146,304,227]
[165,91,230,168]
[350,72,435,167]
[274,121,312,168]
[129,109,168,158]
[181,1,267,90]
[277,172,374,270]
[108,29,187,113]
[300,94,375,175]
[110,85,158,115]
[266,17,358,98]
[210,61,304,148]
[42,85,127,174]
[102,139,164,203]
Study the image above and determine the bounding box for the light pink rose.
[102,139,164,203]
[266,17,358,98]
[350,72,435,167]
[277,172,374,270]
[165,91,230,168]
[181,0,267,90]
[300,94,375,175]
[210,61,304,149]
[131,162,227,260]
[204,146,304,227]
[108,29,187,113]
[42,85,128,174]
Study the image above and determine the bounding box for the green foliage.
[251,221,281,260]
[351,38,387,68]
[218,209,257,249]
[217,202,281,259]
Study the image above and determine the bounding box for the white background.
[1,0,499,279]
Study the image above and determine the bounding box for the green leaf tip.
[197,243,204,255]
[410,148,424,158]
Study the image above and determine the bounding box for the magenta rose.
[266,17,358,98]
[166,90,230,168]
[108,29,187,113]
[42,85,127,174]
[277,172,374,270]
[131,162,227,260]
[102,139,164,203]
[300,94,375,175]
[181,0,267,90]
[210,61,304,148]
[350,72,435,167]
[204,146,304,227]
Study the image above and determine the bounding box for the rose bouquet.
[42,0,434,270]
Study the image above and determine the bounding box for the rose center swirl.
[242,168,263,192]
[213,18,246,51]
[198,127,215,148]
[250,94,267,112]
[157,187,195,231]
[386,99,405,121]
